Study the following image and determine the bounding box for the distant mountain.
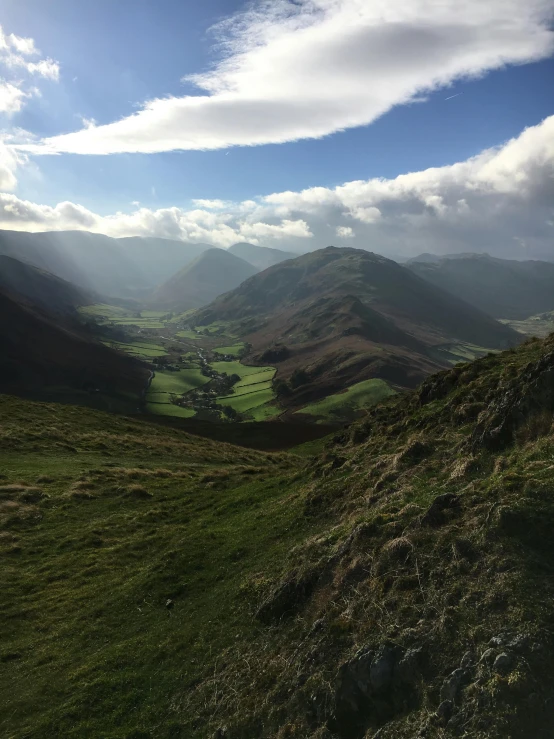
[0,288,148,400]
[0,255,94,315]
[408,253,554,319]
[195,246,519,407]
[150,248,259,310]
[0,229,214,299]
[405,252,443,264]
[228,242,296,271]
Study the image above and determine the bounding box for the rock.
[396,647,424,683]
[493,652,514,675]
[460,650,474,668]
[441,668,470,703]
[165,598,174,610]
[370,645,397,691]
[479,648,496,665]
[436,700,453,725]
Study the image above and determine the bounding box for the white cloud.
[336,226,354,238]
[192,198,230,209]
[1,116,553,259]
[17,0,554,156]
[0,82,29,114]
[7,33,39,56]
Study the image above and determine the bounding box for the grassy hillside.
[195,247,519,412]
[5,334,554,736]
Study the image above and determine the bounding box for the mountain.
[195,247,519,407]
[0,229,214,298]
[0,287,148,402]
[0,255,94,315]
[408,252,554,319]
[5,333,554,738]
[228,242,297,270]
[150,247,259,310]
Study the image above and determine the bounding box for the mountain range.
[408,252,554,319]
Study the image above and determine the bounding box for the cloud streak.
[0,116,553,259]
[18,0,554,155]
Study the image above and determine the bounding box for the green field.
[145,401,196,418]
[176,330,201,339]
[502,312,554,338]
[148,368,209,396]
[211,361,274,379]
[214,343,245,356]
[79,303,130,319]
[428,342,495,365]
[104,340,168,358]
[297,378,396,419]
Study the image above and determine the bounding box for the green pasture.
[297,378,395,419]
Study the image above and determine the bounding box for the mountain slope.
[4,335,554,738]
[195,247,519,407]
[150,247,259,310]
[0,229,213,298]
[0,255,94,315]
[228,242,297,270]
[0,287,148,401]
[408,252,554,319]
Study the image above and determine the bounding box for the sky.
[0,0,553,258]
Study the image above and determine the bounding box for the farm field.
[296,378,395,420]
[104,340,168,358]
[214,343,245,356]
[428,342,494,365]
[502,312,554,338]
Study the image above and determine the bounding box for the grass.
[428,342,495,365]
[219,388,276,414]
[176,330,201,340]
[147,368,209,397]
[0,394,311,739]
[249,403,282,421]
[502,312,554,338]
[211,361,274,379]
[145,401,196,417]
[297,378,396,419]
[104,340,168,358]
[79,303,130,319]
[214,343,246,356]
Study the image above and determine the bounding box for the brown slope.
[195,247,520,408]
[0,288,149,399]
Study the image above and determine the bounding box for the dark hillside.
[0,255,94,315]
[0,288,148,401]
[408,252,554,319]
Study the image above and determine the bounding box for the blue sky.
[0,0,553,258]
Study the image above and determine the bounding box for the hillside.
[150,247,259,309]
[0,255,94,315]
[3,334,554,737]
[408,253,554,319]
[0,229,213,298]
[228,242,297,270]
[0,288,148,405]
[195,247,519,407]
